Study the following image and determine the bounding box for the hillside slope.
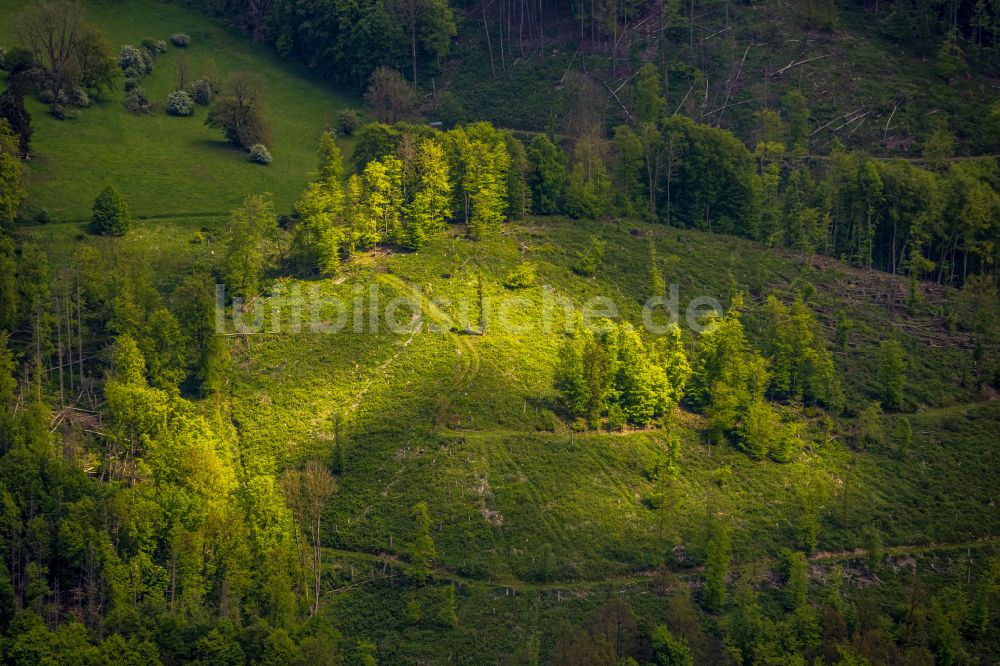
[216,216,1000,659]
[22,208,1000,661]
[442,0,1000,156]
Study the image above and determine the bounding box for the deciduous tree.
[90,185,131,236]
[206,72,271,149]
[15,0,85,113]
[364,67,417,124]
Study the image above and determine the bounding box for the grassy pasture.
[0,0,360,220]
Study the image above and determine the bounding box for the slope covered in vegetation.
[1,0,999,664]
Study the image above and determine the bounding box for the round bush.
[123,87,154,114]
[38,86,68,107]
[337,108,360,135]
[187,78,215,106]
[67,87,90,108]
[249,144,272,165]
[165,90,194,116]
[124,77,139,92]
[141,38,167,54]
[139,47,154,73]
[171,33,191,48]
[118,44,148,79]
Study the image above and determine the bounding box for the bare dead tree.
[282,461,338,616]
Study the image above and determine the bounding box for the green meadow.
[0,0,359,220]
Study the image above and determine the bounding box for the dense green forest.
[0,0,999,664]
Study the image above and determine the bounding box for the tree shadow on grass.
[188,137,247,157]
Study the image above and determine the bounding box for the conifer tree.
[782,90,810,153]
[784,551,808,610]
[172,273,229,395]
[555,328,590,418]
[648,238,666,301]
[332,413,345,474]
[345,174,368,250]
[110,333,147,386]
[0,234,17,332]
[504,134,531,221]
[410,501,437,583]
[703,514,730,611]
[0,121,26,226]
[437,584,458,627]
[688,302,753,414]
[738,393,780,460]
[0,331,18,441]
[612,322,669,425]
[877,338,906,410]
[526,134,566,215]
[659,323,692,406]
[762,295,842,410]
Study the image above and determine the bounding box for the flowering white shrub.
[249,143,272,165]
[166,90,194,116]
